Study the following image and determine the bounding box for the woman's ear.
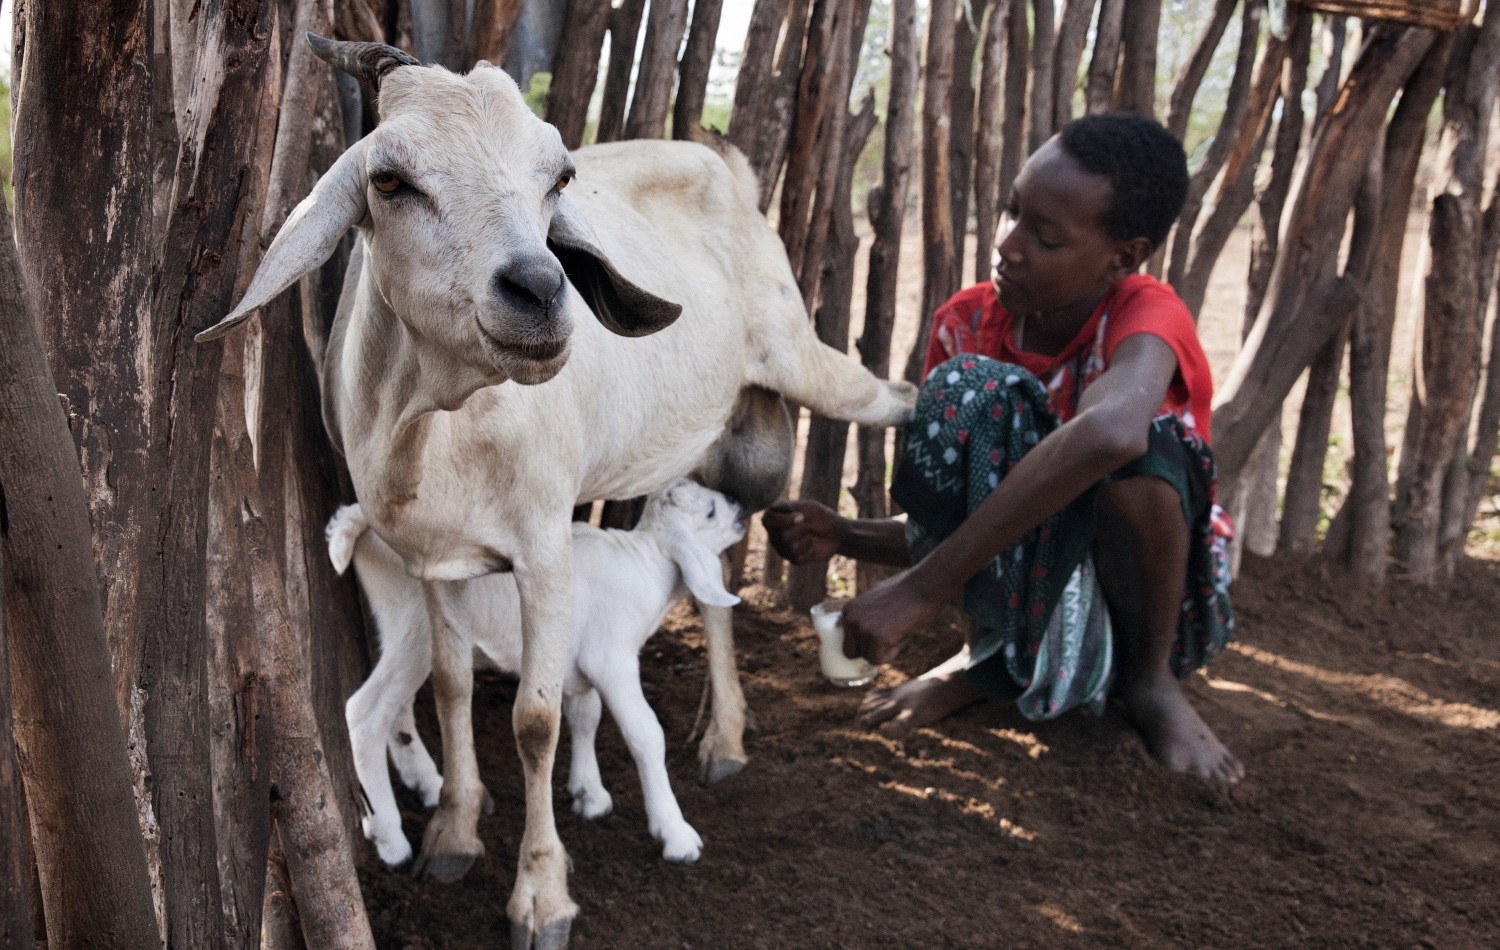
[1112,237,1154,277]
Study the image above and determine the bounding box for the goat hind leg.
[413,581,487,883]
[563,689,612,819]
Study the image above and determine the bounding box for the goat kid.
[329,480,743,867]
[199,34,915,948]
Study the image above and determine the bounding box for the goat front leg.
[508,537,579,949]
[593,659,702,863]
[695,594,749,785]
[413,580,487,882]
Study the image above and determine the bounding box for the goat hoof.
[413,823,484,883]
[700,756,747,786]
[416,851,478,884]
[511,918,572,949]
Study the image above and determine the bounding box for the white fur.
[331,480,741,866]
[204,50,915,941]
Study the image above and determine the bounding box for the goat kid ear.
[666,530,740,609]
[196,139,372,343]
[547,194,684,338]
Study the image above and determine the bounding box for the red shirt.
[923,274,1216,442]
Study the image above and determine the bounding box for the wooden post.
[853,0,918,595]
[1165,0,1238,143]
[0,187,159,950]
[727,0,794,186]
[1396,11,1500,580]
[674,0,726,137]
[949,4,979,284]
[903,0,958,384]
[1115,0,1159,116]
[1027,0,1056,151]
[1336,32,1452,580]
[627,0,691,140]
[1051,0,1097,130]
[997,0,1030,212]
[464,0,525,67]
[788,98,880,609]
[1167,0,1268,296]
[1211,24,1436,482]
[0,537,35,950]
[1085,0,1124,114]
[972,0,1011,283]
[595,0,648,144]
[546,0,614,149]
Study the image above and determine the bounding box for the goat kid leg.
[563,689,612,819]
[346,622,433,866]
[695,597,748,785]
[508,542,579,949]
[414,581,487,883]
[389,699,442,808]
[594,661,702,863]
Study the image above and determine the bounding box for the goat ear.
[548,195,683,337]
[196,140,371,342]
[665,530,740,609]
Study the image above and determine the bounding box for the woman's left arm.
[841,334,1179,663]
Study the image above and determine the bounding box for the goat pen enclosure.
[0,0,1497,946]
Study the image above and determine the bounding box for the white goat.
[199,35,914,947]
[328,480,743,867]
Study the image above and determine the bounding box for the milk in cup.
[810,599,878,688]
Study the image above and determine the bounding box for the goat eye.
[372,172,402,195]
[708,501,717,518]
[555,172,573,193]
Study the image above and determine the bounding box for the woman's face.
[992,139,1137,334]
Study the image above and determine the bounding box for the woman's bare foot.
[1115,672,1244,783]
[858,650,984,736]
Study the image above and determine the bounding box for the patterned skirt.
[889,356,1234,721]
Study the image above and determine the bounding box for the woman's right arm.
[761,500,912,567]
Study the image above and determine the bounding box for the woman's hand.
[762,500,846,564]
[841,569,947,665]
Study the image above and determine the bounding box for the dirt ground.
[361,549,1500,948]
[357,220,1500,947]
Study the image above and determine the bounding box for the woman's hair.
[1057,113,1189,248]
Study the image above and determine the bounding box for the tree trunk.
[1396,13,1500,581]
[854,0,918,595]
[903,0,958,384]
[1165,0,1238,143]
[464,0,525,68]
[972,0,1010,283]
[780,0,852,299]
[1115,0,1159,116]
[546,0,613,149]
[996,0,1030,213]
[1279,325,1349,554]
[1336,32,1452,580]
[0,540,35,950]
[674,0,725,137]
[595,0,648,144]
[1212,24,1436,483]
[949,5,979,281]
[627,0,691,140]
[788,98,880,609]
[727,0,794,178]
[1167,0,1271,298]
[1051,0,1096,130]
[0,191,159,949]
[1027,0,1055,151]
[753,0,815,210]
[1177,3,1298,314]
[1085,0,1123,114]
[1458,177,1500,539]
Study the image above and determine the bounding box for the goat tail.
[326,503,371,575]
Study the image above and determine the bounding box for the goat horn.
[305,32,419,90]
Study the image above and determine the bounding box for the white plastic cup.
[810,598,879,688]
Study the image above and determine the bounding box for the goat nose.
[492,255,565,314]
